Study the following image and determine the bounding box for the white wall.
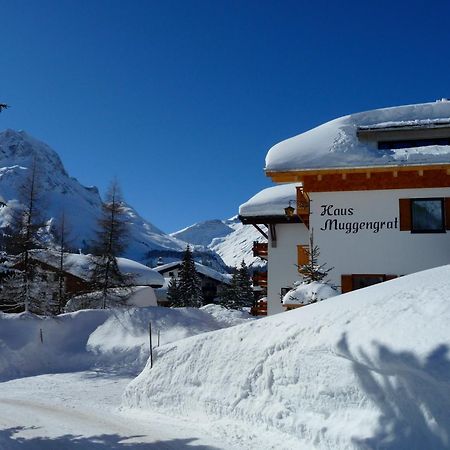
[310,187,450,289]
[267,223,309,315]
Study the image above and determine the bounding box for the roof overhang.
[239,214,301,225]
[266,163,450,183]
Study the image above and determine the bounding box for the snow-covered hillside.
[0,130,225,268]
[172,216,267,268]
[124,265,450,450]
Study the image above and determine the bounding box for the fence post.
[149,321,153,369]
[39,328,43,344]
[157,329,160,347]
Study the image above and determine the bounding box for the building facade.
[241,100,450,314]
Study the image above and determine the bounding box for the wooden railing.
[252,272,268,287]
[296,187,310,228]
[253,241,268,259]
[250,299,267,316]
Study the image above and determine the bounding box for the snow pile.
[0,305,255,381]
[239,183,301,217]
[124,265,450,449]
[265,101,450,171]
[282,281,338,305]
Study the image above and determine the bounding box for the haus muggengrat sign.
[319,204,399,234]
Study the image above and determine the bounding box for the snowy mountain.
[171,216,267,268]
[0,129,225,269]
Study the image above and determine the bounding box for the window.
[352,275,386,290]
[399,198,450,233]
[378,137,450,150]
[411,198,445,233]
[341,274,397,293]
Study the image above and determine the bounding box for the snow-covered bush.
[282,280,338,307]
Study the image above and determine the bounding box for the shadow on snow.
[337,333,450,450]
[0,426,222,450]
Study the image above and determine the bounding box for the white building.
[240,100,450,315]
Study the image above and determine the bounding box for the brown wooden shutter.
[297,245,309,266]
[385,275,398,281]
[341,275,353,293]
[445,198,450,230]
[399,199,412,231]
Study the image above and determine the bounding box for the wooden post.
[149,322,153,369]
[157,330,160,347]
[39,328,43,344]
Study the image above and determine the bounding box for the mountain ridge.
[0,129,227,271]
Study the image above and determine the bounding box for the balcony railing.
[296,187,310,228]
[253,241,268,259]
[252,272,268,287]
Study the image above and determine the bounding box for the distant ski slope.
[172,216,267,268]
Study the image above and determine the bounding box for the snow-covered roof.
[265,101,450,172]
[26,250,164,287]
[154,261,232,284]
[239,183,301,217]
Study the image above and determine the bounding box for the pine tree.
[0,160,49,313]
[177,245,203,307]
[219,260,253,309]
[297,231,332,284]
[90,180,132,309]
[166,274,181,306]
[235,260,254,308]
[50,212,75,314]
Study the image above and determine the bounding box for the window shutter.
[445,198,450,230]
[341,275,353,293]
[297,245,309,266]
[399,199,412,231]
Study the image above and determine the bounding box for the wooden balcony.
[252,272,267,288]
[250,299,267,316]
[296,187,310,228]
[253,241,268,259]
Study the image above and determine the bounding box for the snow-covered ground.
[0,371,230,449]
[0,305,258,449]
[0,305,255,381]
[124,265,450,449]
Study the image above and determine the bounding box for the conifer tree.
[297,231,332,283]
[0,159,49,313]
[219,260,253,309]
[90,180,131,309]
[166,274,181,306]
[235,260,254,307]
[177,245,203,307]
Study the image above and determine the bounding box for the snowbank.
[124,265,450,449]
[0,305,255,381]
[282,281,338,305]
[265,101,450,171]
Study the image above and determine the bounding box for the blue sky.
[1,0,450,232]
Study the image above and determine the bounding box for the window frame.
[351,274,387,291]
[410,197,446,234]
